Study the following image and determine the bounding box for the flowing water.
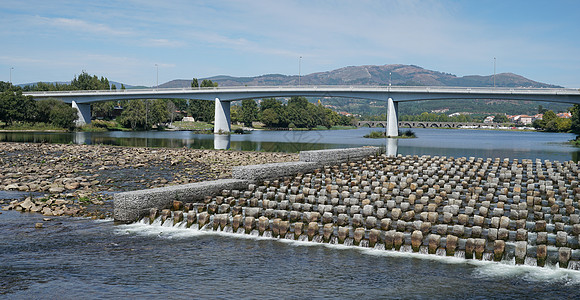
[2,210,580,299]
[2,128,580,298]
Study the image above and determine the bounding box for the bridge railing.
[23,85,580,96]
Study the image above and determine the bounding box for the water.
[1,210,579,299]
[2,128,580,298]
[1,128,579,161]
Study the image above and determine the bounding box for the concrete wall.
[114,179,249,223]
[114,146,382,223]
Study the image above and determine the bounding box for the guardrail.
[23,85,580,96]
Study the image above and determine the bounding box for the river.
[1,127,579,161]
[2,128,580,298]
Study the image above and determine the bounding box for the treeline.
[232,97,353,129]
[0,82,78,129]
[21,72,124,91]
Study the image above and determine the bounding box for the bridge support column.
[214,97,231,134]
[386,97,398,137]
[72,101,91,126]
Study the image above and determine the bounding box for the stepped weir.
[114,148,580,269]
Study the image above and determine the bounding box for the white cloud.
[34,16,133,36]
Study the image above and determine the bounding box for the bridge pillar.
[214,97,231,134]
[72,101,91,126]
[386,97,398,137]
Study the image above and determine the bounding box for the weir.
[114,147,580,270]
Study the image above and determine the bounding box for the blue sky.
[1,0,579,87]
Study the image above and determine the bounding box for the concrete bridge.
[357,120,503,129]
[24,86,580,136]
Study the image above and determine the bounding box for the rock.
[559,247,572,268]
[428,234,440,254]
[514,241,527,265]
[41,207,53,216]
[20,198,34,211]
[411,230,423,252]
[537,244,547,267]
[493,240,505,261]
[337,226,349,244]
[48,187,65,194]
[446,235,458,256]
[465,238,475,259]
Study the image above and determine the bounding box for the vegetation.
[189,79,218,122]
[256,97,353,129]
[0,82,78,129]
[325,97,571,118]
[532,110,571,132]
[241,99,259,127]
[493,114,509,123]
[364,129,416,139]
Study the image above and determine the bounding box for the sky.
[1,0,579,87]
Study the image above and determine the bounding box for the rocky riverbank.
[0,142,298,219]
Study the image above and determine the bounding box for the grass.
[80,120,128,132]
[0,122,69,131]
[172,121,214,130]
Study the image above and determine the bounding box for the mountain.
[160,64,562,89]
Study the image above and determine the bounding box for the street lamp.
[299,56,302,86]
[155,64,159,89]
[389,72,392,86]
[9,67,14,84]
[493,57,496,88]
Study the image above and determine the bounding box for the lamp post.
[493,57,496,88]
[155,64,159,90]
[389,72,392,86]
[298,56,302,86]
[9,67,14,84]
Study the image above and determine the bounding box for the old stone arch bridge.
[356,120,503,129]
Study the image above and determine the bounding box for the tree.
[191,78,199,88]
[71,71,109,90]
[241,99,258,127]
[189,100,214,122]
[167,101,178,123]
[260,108,279,127]
[35,98,78,129]
[0,89,36,125]
[571,105,580,134]
[189,79,218,122]
[230,105,242,124]
[543,110,557,124]
[49,102,78,129]
[538,105,548,114]
[148,99,169,127]
[119,100,146,130]
[494,114,509,123]
[92,101,116,120]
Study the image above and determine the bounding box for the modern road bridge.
[24,86,580,136]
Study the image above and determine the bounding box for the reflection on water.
[386,138,398,156]
[1,128,580,161]
[213,134,230,150]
